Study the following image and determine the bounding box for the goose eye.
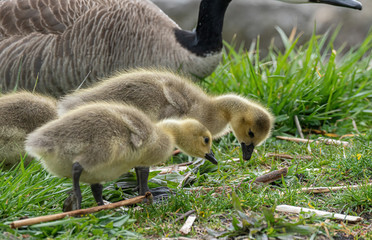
[204,137,210,144]
[248,130,254,138]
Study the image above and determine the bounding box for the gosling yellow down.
[58,69,275,160]
[57,69,274,197]
[0,91,57,169]
[25,102,216,210]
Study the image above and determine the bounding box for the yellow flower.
[357,154,362,160]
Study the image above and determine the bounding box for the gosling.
[25,102,216,210]
[0,91,57,169]
[58,69,275,160]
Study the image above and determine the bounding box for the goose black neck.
[175,0,231,57]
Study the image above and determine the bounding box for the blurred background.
[152,0,371,55]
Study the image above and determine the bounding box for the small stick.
[10,192,152,229]
[174,210,196,223]
[275,205,362,223]
[276,136,350,147]
[178,171,192,188]
[252,168,288,184]
[265,153,312,161]
[173,149,182,155]
[179,215,197,235]
[302,183,372,193]
[294,115,304,139]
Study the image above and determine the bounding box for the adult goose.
[0,0,362,96]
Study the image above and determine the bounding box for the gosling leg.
[90,183,104,206]
[135,166,150,195]
[63,162,83,211]
[135,166,170,202]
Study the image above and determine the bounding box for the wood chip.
[251,168,288,184]
[179,215,197,235]
[174,210,196,223]
[275,205,362,223]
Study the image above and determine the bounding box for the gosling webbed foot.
[150,187,175,203]
[63,192,80,212]
[91,183,104,206]
[63,162,83,212]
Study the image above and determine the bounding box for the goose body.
[25,102,215,209]
[58,69,275,160]
[0,91,57,169]
[0,0,362,96]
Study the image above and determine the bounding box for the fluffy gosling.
[25,102,216,210]
[0,91,57,169]
[58,69,274,160]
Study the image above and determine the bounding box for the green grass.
[1,29,371,239]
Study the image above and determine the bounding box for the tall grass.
[204,28,372,135]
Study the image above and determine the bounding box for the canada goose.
[0,0,362,97]
[25,102,216,210]
[0,91,57,169]
[58,69,274,160]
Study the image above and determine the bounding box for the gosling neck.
[156,119,181,142]
[174,0,231,57]
[213,95,250,121]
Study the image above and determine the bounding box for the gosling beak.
[204,150,218,165]
[309,0,362,10]
[241,142,255,160]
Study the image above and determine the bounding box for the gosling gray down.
[57,69,274,196]
[0,91,57,169]
[58,69,275,157]
[25,102,216,210]
[0,0,362,97]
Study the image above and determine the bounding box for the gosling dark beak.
[204,150,218,165]
[309,0,362,10]
[241,142,255,160]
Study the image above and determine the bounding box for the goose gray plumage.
[0,91,57,169]
[0,0,362,96]
[25,102,215,210]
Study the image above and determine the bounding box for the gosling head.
[229,105,274,161]
[160,119,217,165]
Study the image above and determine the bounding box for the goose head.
[176,0,361,58]
[159,119,217,165]
[277,0,362,10]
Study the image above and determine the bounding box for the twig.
[179,215,197,235]
[178,172,192,188]
[10,192,152,229]
[275,205,362,223]
[265,153,312,161]
[173,149,182,155]
[251,168,288,184]
[301,183,372,193]
[276,136,350,147]
[174,210,196,223]
[294,115,304,139]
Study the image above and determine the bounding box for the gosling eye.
[248,130,255,138]
[204,137,210,144]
